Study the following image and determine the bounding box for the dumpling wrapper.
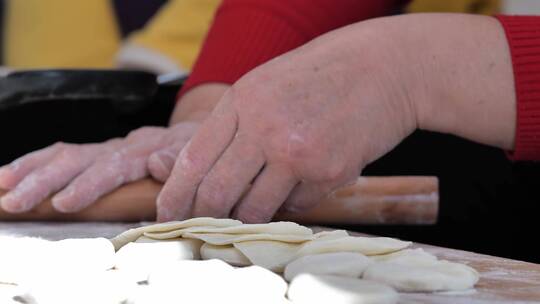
[200,243,251,266]
[370,248,437,265]
[296,236,411,257]
[0,237,115,285]
[115,238,202,282]
[233,266,288,302]
[234,241,301,272]
[110,218,241,250]
[145,221,313,240]
[284,252,373,282]
[363,260,479,292]
[182,232,314,245]
[287,274,399,304]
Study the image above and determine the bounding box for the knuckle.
[237,204,270,224]
[196,180,228,215]
[126,126,164,141]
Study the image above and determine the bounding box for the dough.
[297,236,411,257]
[110,217,241,250]
[18,270,136,304]
[0,237,115,285]
[145,221,312,240]
[370,248,437,265]
[147,259,237,302]
[234,241,301,272]
[287,274,399,304]
[182,232,313,245]
[115,238,202,282]
[233,266,288,301]
[200,243,251,266]
[284,252,373,282]
[314,230,349,239]
[363,260,479,292]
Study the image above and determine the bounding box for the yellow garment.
[128,0,220,71]
[3,0,220,70]
[407,0,500,15]
[4,0,121,68]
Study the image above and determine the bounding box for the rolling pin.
[0,176,438,225]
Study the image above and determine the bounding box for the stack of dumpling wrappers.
[0,217,479,304]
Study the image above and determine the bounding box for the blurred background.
[0,0,538,263]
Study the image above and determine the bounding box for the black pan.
[0,69,183,164]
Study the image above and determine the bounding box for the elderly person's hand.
[0,83,228,213]
[157,13,516,223]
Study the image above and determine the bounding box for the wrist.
[169,83,231,125]
[394,14,516,150]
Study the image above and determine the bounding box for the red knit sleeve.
[178,0,409,98]
[496,15,540,161]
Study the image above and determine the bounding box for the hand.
[0,123,198,213]
[156,14,516,223]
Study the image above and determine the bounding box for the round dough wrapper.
[297,236,411,257]
[0,237,115,285]
[363,260,479,292]
[370,248,437,265]
[284,252,373,282]
[234,241,301,272]
[146,221,313,240]
[182,232,313,245]
[287,274,398,304]
[110,217,241,250]
[115,239,202,281]
[200,243,251,266]
[233,266,288,301]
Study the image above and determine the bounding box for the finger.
[148,144,183,183]
[0,153,89,213]
[192,137,265,218]
[157,95,238,222]
[0,143,61,190]
[232,164,297,223]
[282,171,359,213]
[148,123,199,182]
[51,151,148,213]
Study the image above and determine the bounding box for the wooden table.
[0,222,538,303]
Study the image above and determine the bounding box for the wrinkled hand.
[0,122,198,213]
[156,22,419,223]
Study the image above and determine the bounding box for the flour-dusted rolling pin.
[0,176,438,224]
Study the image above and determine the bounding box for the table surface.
[0,222,539,304]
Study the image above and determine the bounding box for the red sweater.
[180,0,540,161]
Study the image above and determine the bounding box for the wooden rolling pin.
[0,176,438,224]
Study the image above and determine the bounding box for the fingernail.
[156,151,176,171]
[51,187,75,212]
[0,167,15,189]
[0,193,24,213]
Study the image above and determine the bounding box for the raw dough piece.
[200,243,251,266]
[147,259,237,302]
[0,237,115,285]
[115,238,202,282]
[284,252,373,282]
[18,270,136,304]
[182,232,313,245]
[370,248,437,265]
[145,221,313,240]
[233,266,289,301]
[110,217,241,250]
[363,260,479,292]
[314,229,349,239]
[287,274,399,304]
[234,241,301,272]
[297,236,411,257]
